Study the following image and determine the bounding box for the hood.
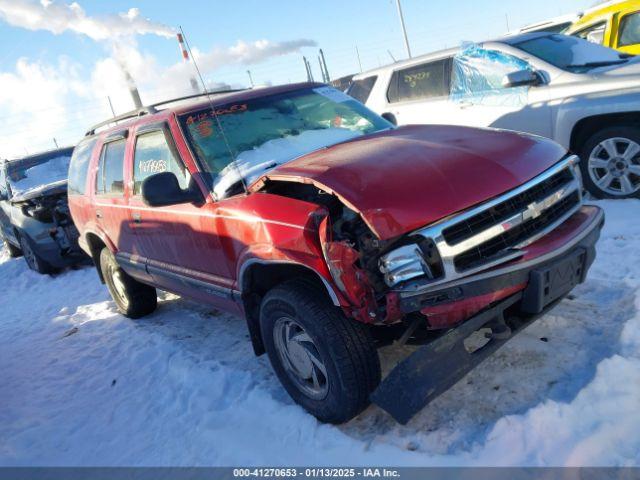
[594,57,640,78]
[253,125,567,240]
[11,180,67,204]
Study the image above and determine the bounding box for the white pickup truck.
[349,33,640,199]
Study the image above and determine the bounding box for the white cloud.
[0,1,317,158]
[0,0,174,41]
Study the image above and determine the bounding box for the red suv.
[68,83,604,424]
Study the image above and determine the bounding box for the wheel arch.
[238,259,341,356]
[84,230,113,283]
[570,112,640,154]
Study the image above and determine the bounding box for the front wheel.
[260,281,381,424]
[19,233,54,274]
[99,247,157,318]
[2,236,22,258]
[579,126,640,199]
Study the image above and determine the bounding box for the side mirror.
[502,70,543,88]
[141,172,202,207]
[381,112,397,126]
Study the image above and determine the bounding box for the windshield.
[513,34,630,72]
[179,86,392,198]
[7,153,72,196]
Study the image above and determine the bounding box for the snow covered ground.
[0,200,639,467]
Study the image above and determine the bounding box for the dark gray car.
[0,147,87,273]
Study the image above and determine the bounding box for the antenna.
[178,26,248,197]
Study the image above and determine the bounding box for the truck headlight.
[379,243,433,287]
[569,155,583,189]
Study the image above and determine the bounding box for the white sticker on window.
[313,86,352,103]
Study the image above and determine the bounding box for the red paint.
[421,284,526,329]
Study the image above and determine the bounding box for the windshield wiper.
[567,59,629,69]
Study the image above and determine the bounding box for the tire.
[579,126,640,199]
[99,247,157,318]
[260,281,381,424]
[18,233,54,274]
[3,236,22,258]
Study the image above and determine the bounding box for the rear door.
[127,122,236,307]
[385,57,461,126]
[92,131,145,279]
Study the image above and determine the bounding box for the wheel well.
[570,112,640,154]
[240,262,338,356]
[85,233,107,283]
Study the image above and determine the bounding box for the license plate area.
[521,248,586,314]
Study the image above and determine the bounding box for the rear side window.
[619,12,640,47]
[95,139,126,195]
[68,139,96,195]
[133,130,188,195]
[387,58,451,103]
[347,76,378,103]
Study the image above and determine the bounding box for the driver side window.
[133,129,189,196]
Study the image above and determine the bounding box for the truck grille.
[442,168,575,246]
[453,190,580,271]
[410,157,583,288]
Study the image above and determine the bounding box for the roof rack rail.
[84,88,249,137]
[148,88,249,110]
[85,106,157,136]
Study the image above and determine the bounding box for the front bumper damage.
[370,205,604,424]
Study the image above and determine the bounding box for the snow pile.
[0,200,639,466]
[213,128,362,198]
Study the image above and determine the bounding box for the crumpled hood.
[10,180,67,204]
[253,125,567,240]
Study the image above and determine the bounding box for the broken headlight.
[378,243,431,287]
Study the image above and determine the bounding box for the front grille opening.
[453,191,580,272]
[443,167,574,246]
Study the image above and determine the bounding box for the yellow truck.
[567,0,640,55]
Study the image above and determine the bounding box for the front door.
[127,124,236,308]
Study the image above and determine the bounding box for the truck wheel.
[579,126,640,199]
[260,281,381,424]
[3,237,22,258]
[18,233,54,274]
[99,247,157,319]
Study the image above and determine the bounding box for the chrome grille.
[407,156,583,290]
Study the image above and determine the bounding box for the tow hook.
[463,315,512,354]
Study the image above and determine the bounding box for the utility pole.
[319,49,330,82]
[107,96,116,117]
[355,45,363,73]
[53,138,59,148]
[247,70,254,87]
[318,56,325,82]
[505,13,511,32]
[395,0,412,59]
[303,56,314,82]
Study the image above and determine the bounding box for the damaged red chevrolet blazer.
[68,83,604,424]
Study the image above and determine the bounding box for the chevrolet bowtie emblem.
[523,201,544,220]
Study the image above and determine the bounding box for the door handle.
[458,101,474,109]
[132,212,142,224]
[96,209,103,219]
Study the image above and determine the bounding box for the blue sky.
[0,0,598,156]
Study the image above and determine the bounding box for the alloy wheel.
[588,137,640,196]
[273,317,329,400]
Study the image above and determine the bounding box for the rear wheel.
[579,126,640,199]
[2,236,22,258]
[100,247,157,318]
[260,281,381,424]
[19,233,54,274]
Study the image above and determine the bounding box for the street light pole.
[395,0,412,59]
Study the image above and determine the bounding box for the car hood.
[252,125,567,240]
[10,180,67,204]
